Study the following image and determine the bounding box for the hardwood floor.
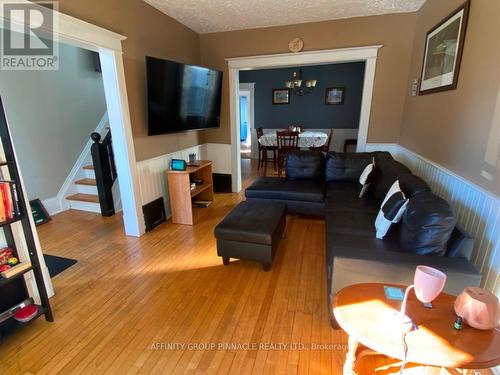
[0,159,343,375]
[0,159,492,374]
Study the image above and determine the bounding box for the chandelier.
[284,68,317,96]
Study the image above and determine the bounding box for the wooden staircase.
[65,165,101,213]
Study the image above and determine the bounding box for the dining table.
[258,130,328,148]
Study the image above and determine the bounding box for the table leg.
[344,335,359,375]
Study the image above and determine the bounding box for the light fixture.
[285,68,317,96]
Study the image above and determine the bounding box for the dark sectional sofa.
[245,150,481,327]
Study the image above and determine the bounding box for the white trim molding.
[0,1,143,302]
[227,45,382,192]
[367,143,500,297]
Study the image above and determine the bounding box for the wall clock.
[288,37,304,53]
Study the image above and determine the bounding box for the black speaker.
[142,197,166,232]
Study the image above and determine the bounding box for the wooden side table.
[333,283,500,374]
[167,160,214,225]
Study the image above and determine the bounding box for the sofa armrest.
[331,247,481,297]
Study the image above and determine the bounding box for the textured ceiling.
[144,0,427,34]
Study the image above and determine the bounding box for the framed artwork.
[419,1,470,95]
[29,199,51,226]
[325,87,345,105]
[272,89,290,104]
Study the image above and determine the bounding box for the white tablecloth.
[258,131,328,148]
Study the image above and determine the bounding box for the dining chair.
[310,129,333,153]
[256,127,277,173]
[276,130,299,176]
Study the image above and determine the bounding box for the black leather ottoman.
[214,201,286,271]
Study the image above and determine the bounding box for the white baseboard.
[367,143,500,297]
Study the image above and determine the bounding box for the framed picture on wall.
[272,89,290,104]
[325,87,345,105]
[419,0,470,95]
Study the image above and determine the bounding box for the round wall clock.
[288,37,304,53]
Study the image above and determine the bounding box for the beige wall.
[400,0,500,195]
[56,0,201,161]
[199,13,418,145]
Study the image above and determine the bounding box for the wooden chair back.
[276,130,299,151]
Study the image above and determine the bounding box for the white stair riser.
[76,184,98,195]
[68,199,101,213]
[84,169,95,179]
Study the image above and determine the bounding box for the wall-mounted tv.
[146,56,223,135]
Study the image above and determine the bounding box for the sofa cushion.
[372,159,412,203]
[398,174,431,198]
[400,192,456,256]
[286,151,324,180]
[326,182,380,215]
[374,180,409,239]
[325,152,377,182]
[245,177,325,203]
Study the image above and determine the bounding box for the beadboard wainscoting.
[136,143,232,219]
[367,143,500,297]
[136,144,206,219]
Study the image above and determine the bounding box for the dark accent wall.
[239,62,365,129]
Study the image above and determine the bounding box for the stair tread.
[83,165,94,170]
[66,193,99,203]
[75,178,96,186]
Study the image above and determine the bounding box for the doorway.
[0,0,144,299]
[227,46,381,192]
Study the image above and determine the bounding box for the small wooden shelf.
[190,183,213,197]
[0,264,35,287]
[0,304,46,342]
[0,215,24,227]
[167,160,214,225]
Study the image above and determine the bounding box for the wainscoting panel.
[367,143,499,297]
[136,144,206,218]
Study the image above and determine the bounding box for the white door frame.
[239,83,256,158]
[226,45,382,192]
[0,0,144,299]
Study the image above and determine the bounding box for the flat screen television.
[146,56,223,135]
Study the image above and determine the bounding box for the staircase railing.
[90,128,116,216]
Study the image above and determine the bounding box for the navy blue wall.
[239,62,365,129]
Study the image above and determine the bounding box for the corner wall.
[400,0,500,196]
[199,13,418,146]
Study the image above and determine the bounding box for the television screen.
[146,56,223,135]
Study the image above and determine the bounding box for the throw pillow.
[375,180,409,239]
[358,158,375,198]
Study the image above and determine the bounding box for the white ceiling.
[144,0,427,34]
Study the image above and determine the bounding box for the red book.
[0,182,13,219]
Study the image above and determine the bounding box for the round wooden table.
[333,283,500,374]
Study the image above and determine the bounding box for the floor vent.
[143,197,166,232]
